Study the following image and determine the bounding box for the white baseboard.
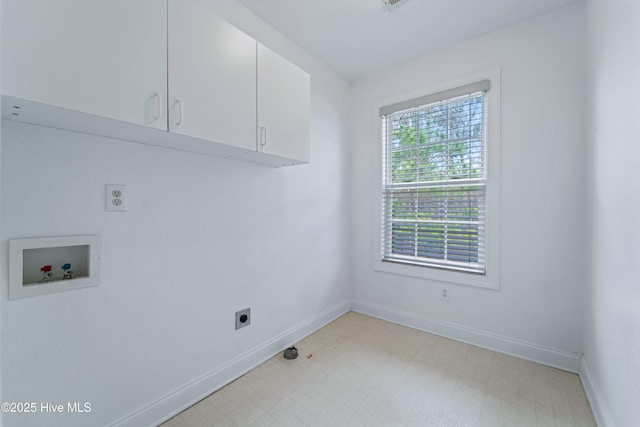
[580,356,614,427]
[111,300,351,427]
[351,299,581,373]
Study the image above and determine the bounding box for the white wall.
[0,0,4,413]
[583,0,640,425]
[0,1,351,426]
[350,3,586,370]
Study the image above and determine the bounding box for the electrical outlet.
[440,286,450,302]
[235,308,251,330]
[105,184,127,212]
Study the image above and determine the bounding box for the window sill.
[373,258,499,289]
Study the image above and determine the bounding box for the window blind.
[381,84,487,274]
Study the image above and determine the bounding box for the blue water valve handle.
[61,263,71,270]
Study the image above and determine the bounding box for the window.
[380,80,490,275]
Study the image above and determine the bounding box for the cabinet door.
[2,0,167,130]
[168,0,257,151]
[257,43,310,163]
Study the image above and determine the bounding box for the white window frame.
[372,68,501,289]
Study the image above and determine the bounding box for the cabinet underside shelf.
[2,95,308,168]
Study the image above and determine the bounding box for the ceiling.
[236,0,580,82]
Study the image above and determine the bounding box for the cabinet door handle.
[260,126,267,149]
[175,99,183,127]
[153,92,161,121]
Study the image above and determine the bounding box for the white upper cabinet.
[2,1,310,166]
[168,0,257,151]
[257,43,311,163]
[2,0,167,130]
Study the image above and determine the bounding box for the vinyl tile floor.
[161,312,596,427]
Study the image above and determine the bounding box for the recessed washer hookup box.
[9,235,101,300]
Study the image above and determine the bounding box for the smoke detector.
[384,0,407,11]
